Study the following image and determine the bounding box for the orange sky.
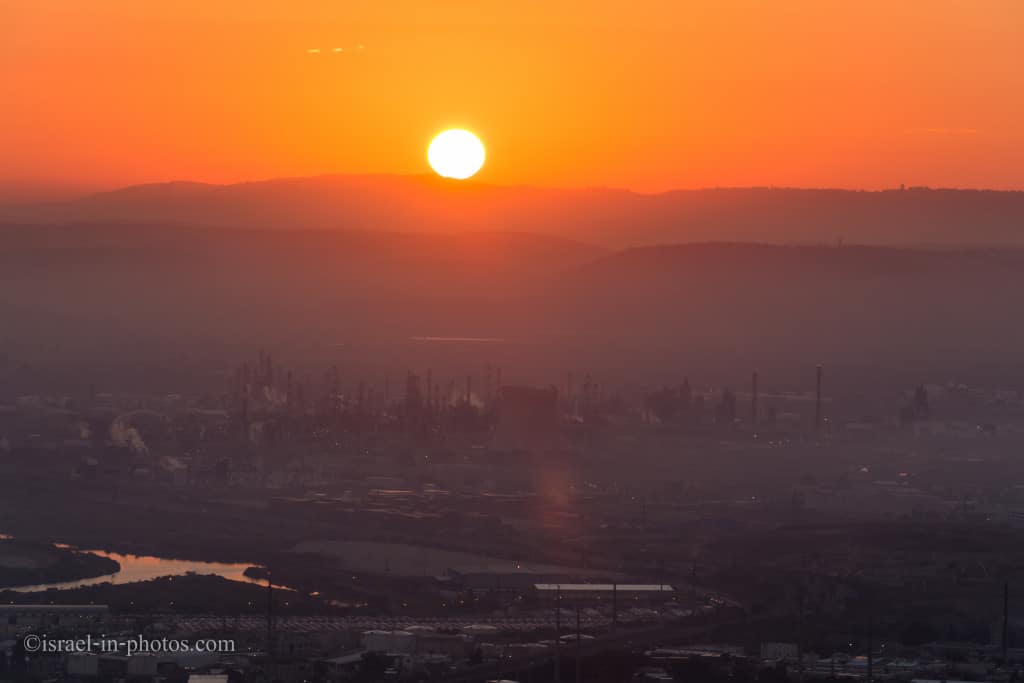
[3,0,1024,194]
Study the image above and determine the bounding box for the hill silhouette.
[556,242,1024,361]
[4,175,1024,248]
[1,225,1022,382]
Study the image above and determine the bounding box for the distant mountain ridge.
[4,175,1024,248]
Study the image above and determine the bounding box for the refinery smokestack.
[815,365,823,432]
[426,369,433,411]
[751,371,759,427]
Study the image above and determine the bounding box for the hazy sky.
[3,1,1024,193]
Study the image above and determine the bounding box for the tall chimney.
[815,365,823,432]
[751,371,759,428]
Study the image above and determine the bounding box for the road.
[437,616,739,683]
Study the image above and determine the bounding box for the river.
[3,538,281,593]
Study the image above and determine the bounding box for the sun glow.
[427,129,486,180]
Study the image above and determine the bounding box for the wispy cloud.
[907,127,980,135]
[306,45,366,55]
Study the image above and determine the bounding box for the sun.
[427,129,485,180]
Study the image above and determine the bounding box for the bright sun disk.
[428,129,485,180]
